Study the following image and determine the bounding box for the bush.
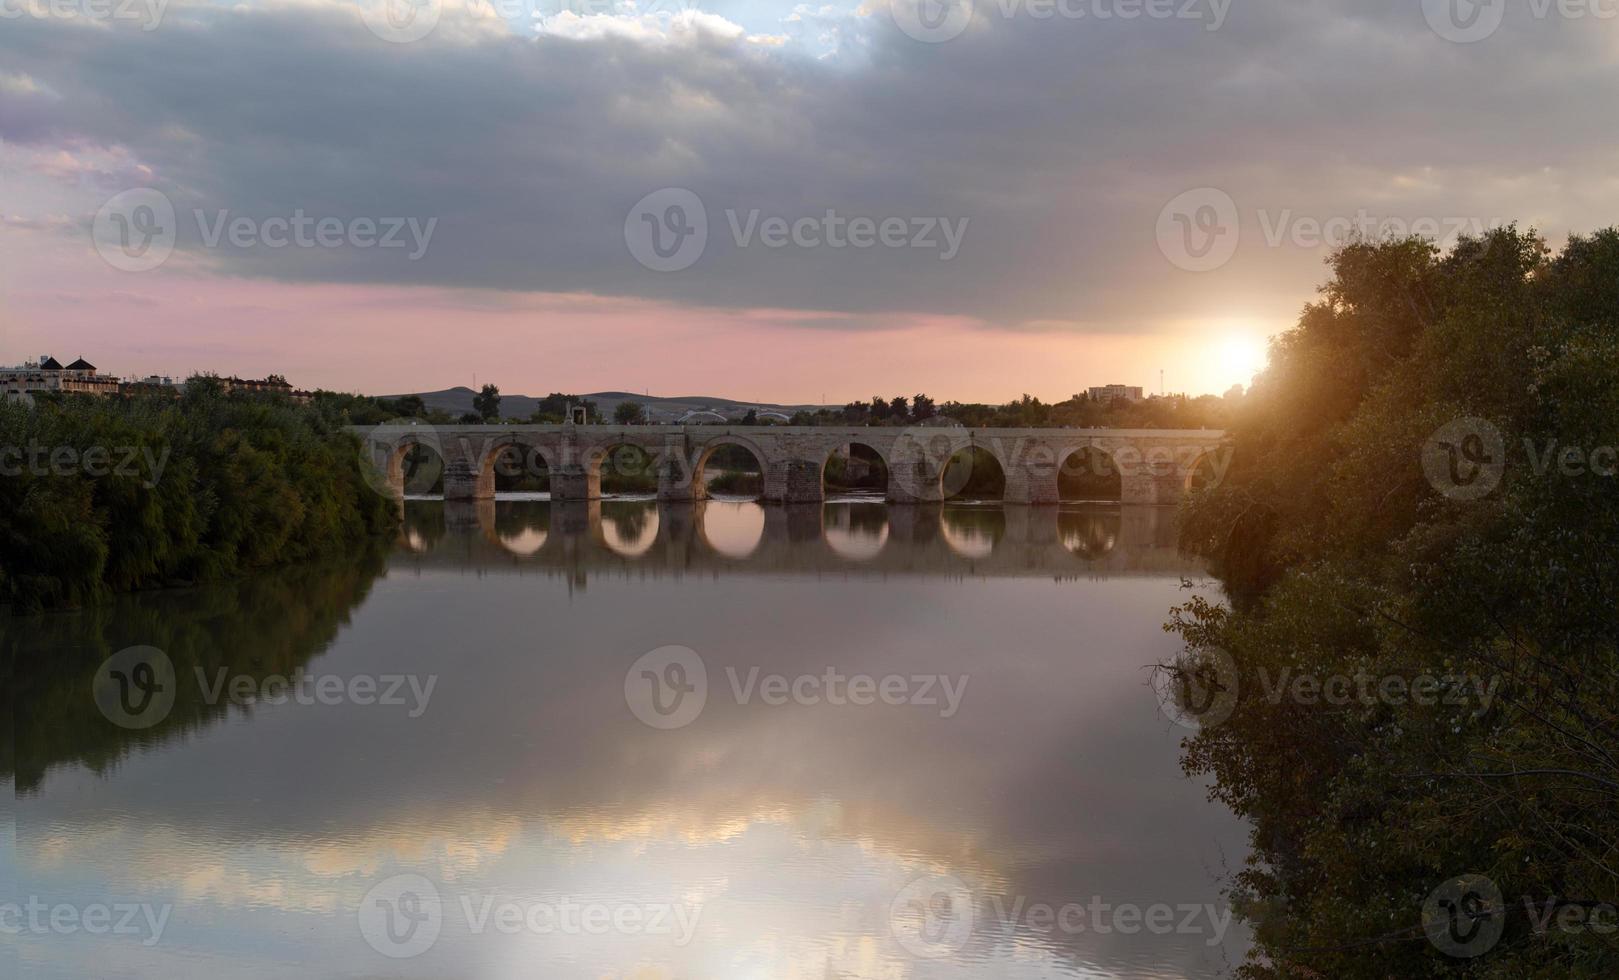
[0,386,399,610]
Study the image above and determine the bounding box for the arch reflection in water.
[1057,504,1122,560]
[823,501,889,561]
[494,500,551,557]
[698,500,766,559]
[410,499,1199,578]
[598,499,660,557]
[940,503,1006,559]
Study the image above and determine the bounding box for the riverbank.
[0,382,398,611]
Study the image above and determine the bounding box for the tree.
[911,393,936,420]
[472,383,501,421]
[614,401,646,425]
[889,395,910,420]
[1168,228,1619,978]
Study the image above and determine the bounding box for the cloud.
[0,0,1616,333]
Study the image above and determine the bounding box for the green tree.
[473,383,501,421]
[1168,228,1619,978]
[614,401,646,425]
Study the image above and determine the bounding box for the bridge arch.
[1184,447,1226,494]
[379,433,446,498]
[478,436,556,498]
[941,444,1006,502]
[694,435,769,501]
[821,441,891,498]
[1057,445,1122,503]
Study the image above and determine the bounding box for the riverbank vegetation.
[0,381,399,610]
[1171,228,1619,976]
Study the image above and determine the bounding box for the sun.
[1216,334,1269,389]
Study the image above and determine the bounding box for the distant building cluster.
[0,356,312,404]
[1086,384,1145,404]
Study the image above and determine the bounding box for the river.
[6,497,1249,979]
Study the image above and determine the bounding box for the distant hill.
[384,387,831,422]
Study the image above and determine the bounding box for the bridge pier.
[766,458,825,504]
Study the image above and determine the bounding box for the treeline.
[785,391,1233,429]
[1,380,399,610]
[1172,229,1619,976]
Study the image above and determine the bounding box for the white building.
[1,356,121,399]
[1086,384,1145,404]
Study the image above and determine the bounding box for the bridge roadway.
[355,423,1228,506]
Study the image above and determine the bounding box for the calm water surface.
[8,498,1250,979]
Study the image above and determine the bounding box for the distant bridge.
[352,423,1227,506]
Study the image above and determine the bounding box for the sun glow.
[1215,334,1269,390]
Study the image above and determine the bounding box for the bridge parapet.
[350,424,1228,506]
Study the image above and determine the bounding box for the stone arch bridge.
[353,423,1228,505]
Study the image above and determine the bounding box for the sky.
[1,0,1614,402]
